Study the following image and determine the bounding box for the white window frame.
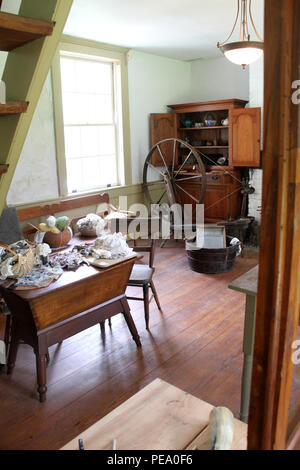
[52,36,132,197]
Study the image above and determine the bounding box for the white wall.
[248,56,264,222]
[127,50,191,184]
[188,57,249,102]
[7,73,59,205]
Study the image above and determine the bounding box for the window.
[52,41,131,196]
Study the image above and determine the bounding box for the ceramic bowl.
[205,120,217,127]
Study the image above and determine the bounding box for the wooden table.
[61,378,248,450]
[228,265,258,423]
[0,255,141,402]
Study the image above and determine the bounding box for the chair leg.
[99,318,112,332]
[150,280,162,311]
[143,284,150,330]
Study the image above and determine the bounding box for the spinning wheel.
[142,138,207,211]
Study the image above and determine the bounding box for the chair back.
[129,239,155,268]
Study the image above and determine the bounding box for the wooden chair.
[108,217,162,330]
[126,238,162,330]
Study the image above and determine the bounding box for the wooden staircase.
[0,0,73,212]
[0,11,54,51]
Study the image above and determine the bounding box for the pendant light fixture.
[217,0,263,69]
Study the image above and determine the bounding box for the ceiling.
[64,0,264,61]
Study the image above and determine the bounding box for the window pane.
[81,157,101,189]
[99,126,115,155]
[64,127,81,158]
[66,158,82,193]
[62,92,113,125]
[99,155,117,186]
[95,95,113,124]
[80,126,100,157]
[75,60,112,94]
[60,53,120,193]
[60,59,77,93]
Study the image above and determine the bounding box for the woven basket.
[0,242,36,278]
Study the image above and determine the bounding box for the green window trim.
[51,35,132,198]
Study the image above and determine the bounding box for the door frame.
[247,0,300,450]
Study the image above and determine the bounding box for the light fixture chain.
[249,0,263,42]
[217,0,240,47]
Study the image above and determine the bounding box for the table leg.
[4,314,11,357]
[35,353,47,403]
[121,298,141,348]
[7,317,19,375]
[240,294,257,423]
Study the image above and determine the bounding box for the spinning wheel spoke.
[172,139,177,174]
[156,190,167,205]
[174,183,200,204]
[174,174,202,183]
[157,144,171,178]
[146,161,166,178]
[174,150,193,176]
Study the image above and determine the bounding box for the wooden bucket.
[186,236,241,274]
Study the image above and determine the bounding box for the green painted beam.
[0,0,73,212]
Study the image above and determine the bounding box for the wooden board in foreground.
[61,378,247,450]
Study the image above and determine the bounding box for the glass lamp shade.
[220,41,264,66]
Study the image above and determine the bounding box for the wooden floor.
[0,241,298,450]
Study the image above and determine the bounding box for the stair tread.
[0,101,28,115]
[0,164,8,175]
[0,11,54,51]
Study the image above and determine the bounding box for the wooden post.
[248,0,300,450]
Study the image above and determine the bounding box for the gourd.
[38,222,60,234]
[55,216,70,232]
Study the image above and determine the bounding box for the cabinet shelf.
[180,145,229,150]
[0,12,54,51]
[179,126,229,130]
[194,146,228,149]
[0,101,28,115]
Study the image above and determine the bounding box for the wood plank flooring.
[0,241,298,450]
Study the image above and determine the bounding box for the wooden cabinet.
[176,170,242,222]
[150,99,261,221]
[151,99,261,169]
[230,107,261,167]
[150,113,176,166]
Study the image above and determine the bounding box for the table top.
[228,264,259,296]
[0,235,137,301]
[61,378,247,450]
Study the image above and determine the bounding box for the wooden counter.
[61,378,248,450]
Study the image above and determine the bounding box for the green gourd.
[55,216,70,232]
